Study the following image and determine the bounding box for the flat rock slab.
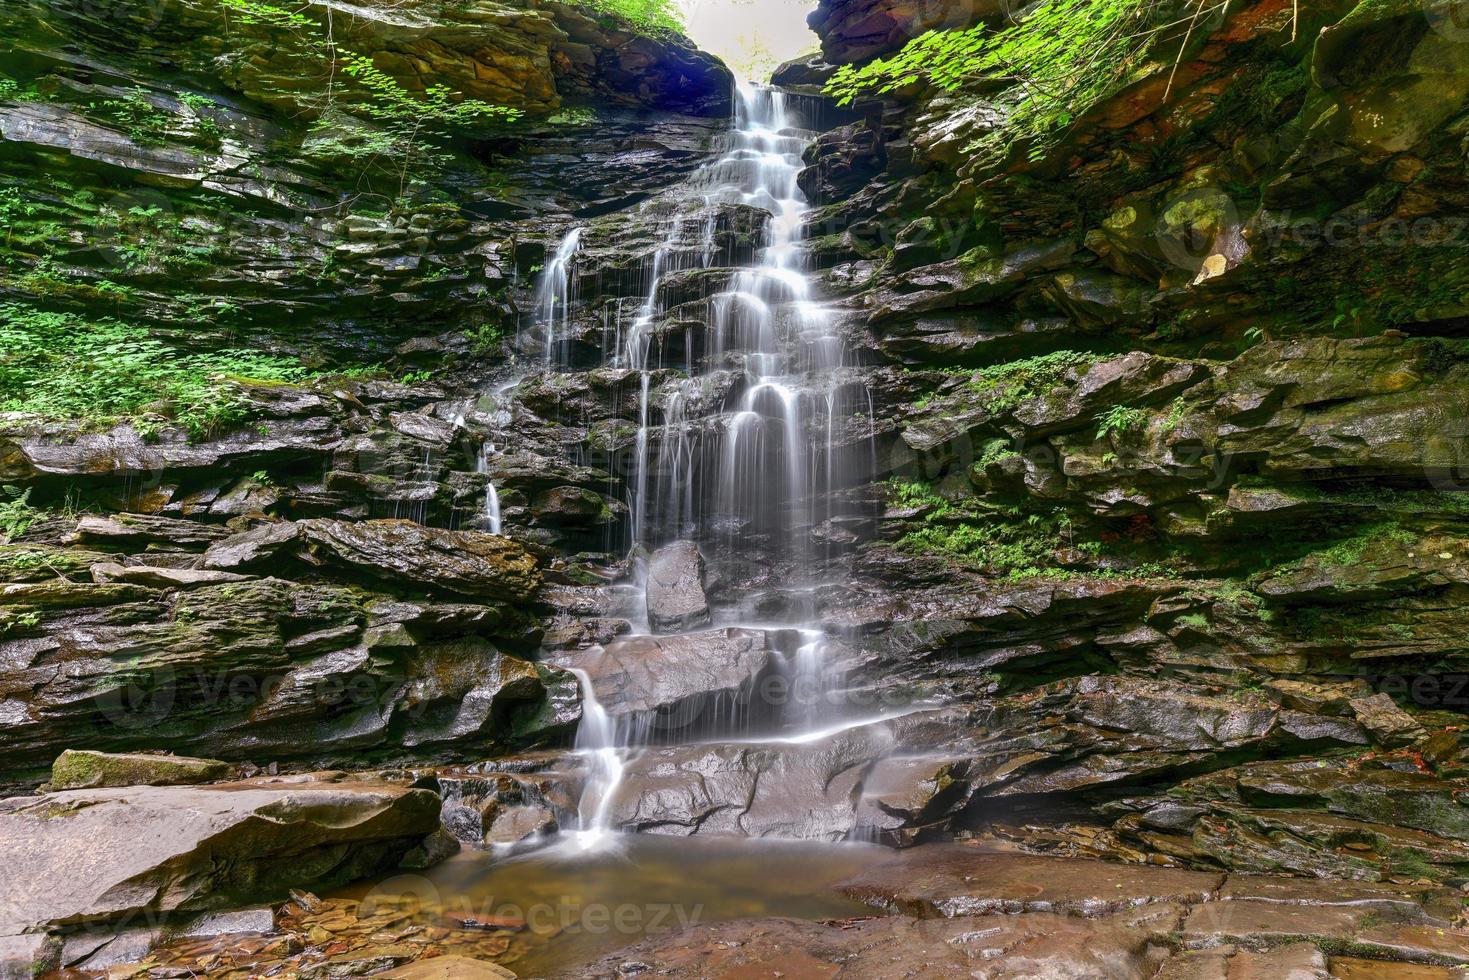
[379,955,517,979]
[0,776,440,940]
[1331,958,1466,979]
[1157,942,1329,979]
[565,908,1176,979]
[838,844,1225,917]
[202,519,540,601]
[89,563,254,589]
[50,750,232,790]
[1182,902,1469,964]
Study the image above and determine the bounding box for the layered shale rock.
[0,776,442,973]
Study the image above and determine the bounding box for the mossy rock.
[50,749,232,790]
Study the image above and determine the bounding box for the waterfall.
[535,227,583,368]
[475,440,504,535]
[566,667,626,849]
[527,84,874,846]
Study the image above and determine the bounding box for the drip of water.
[566,667,626,849]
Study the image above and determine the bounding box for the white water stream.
[521,85,875,846]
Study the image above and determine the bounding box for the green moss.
[968,350,1098,414]
[886,482,1176,580]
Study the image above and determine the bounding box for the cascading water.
[534,227,582,369]
[475,443,503,535]
[565,667,625,850]
[527,84,875,845]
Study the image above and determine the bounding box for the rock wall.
[766,0,1469,881]
[6,0,1469,897]
[0,0,733,790]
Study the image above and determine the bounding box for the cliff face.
[775,0,1469,878]
[0,0,733,790]
[0,0,731,362]
[5,0,1469,897]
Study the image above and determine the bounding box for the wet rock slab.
[0,775,441,942]
[838,844,1225,917]
[565,907,1179,979]
[570,628,774,727]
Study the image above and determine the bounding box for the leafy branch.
[825,0,1226,159]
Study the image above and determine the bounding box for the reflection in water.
[339,835,884,976]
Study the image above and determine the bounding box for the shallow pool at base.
[338,834,885,976]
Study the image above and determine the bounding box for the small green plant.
[178,92,225,147]
[90,87,174,144]
[1159,396,1188,433]
[469,320,510,354]
[1096,405,1149,441]
[977,438,1020,468]
[0,488,41,542]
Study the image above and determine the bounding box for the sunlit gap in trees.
[678,0,820,82]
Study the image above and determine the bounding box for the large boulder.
[806,0,1005,63]
[49,750,231,791]
[644,541,711,633]
[572,628,774,733]
[0,777,441,970]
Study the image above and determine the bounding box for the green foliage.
[546,106,598,126]
[469,319,510,354]
[572,0,684,35]
[178,92,225,147]
[896,503,1111,580]
[89,87,174,145]
[969,350,1097,413]
[0,488,41,543]
[0,74,49,103]
[825,0,1176,158]
[1159,396,1188,433]
[977,438,1020,468]
[885,479,952,514]
[0,304,309,438]
[218,0,521,196]
[219,0,314,28]
[1096,405,1149,441]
